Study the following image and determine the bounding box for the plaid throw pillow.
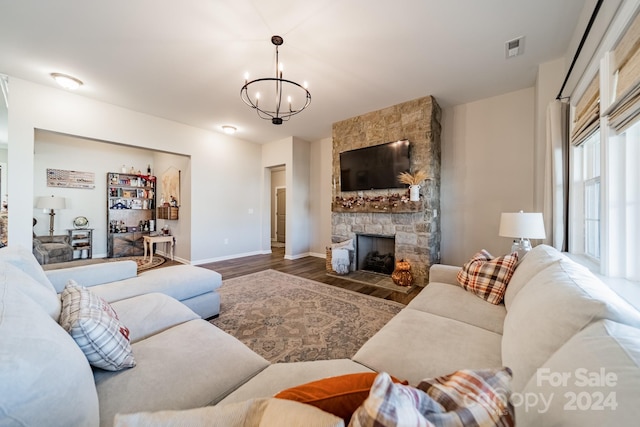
[349,369,514,427]
[456,250,518,305]
[59,280,135,371]
[416,368,515,427]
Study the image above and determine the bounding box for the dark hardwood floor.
[197,246,422,305]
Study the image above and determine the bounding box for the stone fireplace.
[331,95,441,286]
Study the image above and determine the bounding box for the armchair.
[33,235,73,265]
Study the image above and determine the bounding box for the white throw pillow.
[331,239,354,251]
[59,280,136,371]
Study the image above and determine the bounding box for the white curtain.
[543,100,570,251]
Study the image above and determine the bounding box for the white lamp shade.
[36,196,66,210]
[499,212,546,239]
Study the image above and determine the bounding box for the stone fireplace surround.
[331,95,441,286]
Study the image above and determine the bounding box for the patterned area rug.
[210,270,404,363]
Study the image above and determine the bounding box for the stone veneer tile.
[331,95,441,286]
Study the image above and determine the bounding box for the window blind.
[604,11,640,133]
[571,74,600,146]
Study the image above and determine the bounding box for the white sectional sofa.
[2,244,640,426]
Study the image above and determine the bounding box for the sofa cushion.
[457,250,518,304]
[219,359,374,406]
[59,280,136,371]
[94,319,269,426]
[2,261,61,321]
[353,309,503,385]
[502,259,640,391]
[110,292,200,343]
[0,244,56,293]
[90,264,221,303]
[113,397,344,427]
[503,244,565,310]
[0,274,99,427]
[274,372,407,424]
[408,281,506,334]
[516,320,640,426]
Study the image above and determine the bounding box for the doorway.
[270,166,286,249]
[275,187,286,245]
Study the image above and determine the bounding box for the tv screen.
[340,140,410,191]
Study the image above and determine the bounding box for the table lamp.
[499,211,546,259]
[36,195,66,236]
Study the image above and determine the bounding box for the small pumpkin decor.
[391,259,413,287]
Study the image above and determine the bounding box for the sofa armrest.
[46,260,138,293]
[429,264,462,286]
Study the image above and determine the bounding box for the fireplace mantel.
[332,199,423,213]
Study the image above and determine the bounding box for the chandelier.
[241,35,311,125]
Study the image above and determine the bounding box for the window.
[580,132,601,260]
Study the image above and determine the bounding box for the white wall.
[441,87,536,265]
[261,137,312,259]
[309,137,333,256]
[8,77,263,264]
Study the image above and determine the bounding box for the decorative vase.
[409,185,420,201]
[391,259,413,287]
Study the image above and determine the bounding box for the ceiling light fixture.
[222,125,237,135]
[50,72,83,90]
[240,35,311,125]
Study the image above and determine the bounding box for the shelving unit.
[67,228,93,259]
[107,172,156,257]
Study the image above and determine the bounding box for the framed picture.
[161,167,181,206]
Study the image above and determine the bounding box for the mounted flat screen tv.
[340,140,411,191]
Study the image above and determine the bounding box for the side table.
[143,234,174,264]
[67,228,93,259]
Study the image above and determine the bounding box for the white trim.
[309,251,326,259]
[284,252,310,260]
[191,250,269,265]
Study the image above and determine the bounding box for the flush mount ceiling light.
[240,35,311,125]
[50,72,83,90]
[221,125,237,135]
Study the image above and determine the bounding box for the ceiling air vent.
[505,36,525,58]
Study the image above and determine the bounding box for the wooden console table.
[143,234,174,263]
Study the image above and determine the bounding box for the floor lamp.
[36,195,66,236]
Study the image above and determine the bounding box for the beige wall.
[441,87,535,265]
[309,137,333,256]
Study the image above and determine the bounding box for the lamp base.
[510,239,531,260]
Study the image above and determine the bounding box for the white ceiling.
[0,0,588,145]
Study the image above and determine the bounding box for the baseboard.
[191,250,267,265]
[309,251,326,259]
[284,252,311,260]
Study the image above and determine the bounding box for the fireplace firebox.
[356,234,395,275]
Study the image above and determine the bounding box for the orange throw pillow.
[274,372,407,423]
